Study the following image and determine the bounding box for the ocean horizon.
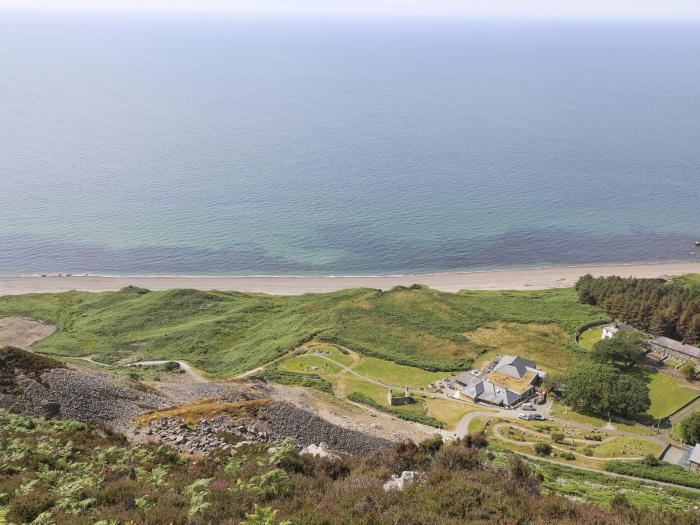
[2,13,699,276]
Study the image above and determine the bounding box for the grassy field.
[468,321,575,374]
[550,402,656,436]
[0,286,605,378]
[424,398,489,429]
[277,355,343,375]
[351,356,445,388]
[630,368,698,421]
[577,326,604,350]
[673,273,700,290]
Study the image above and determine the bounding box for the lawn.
[550,402,652,436]
[423,398,487,430]
[277,355,342,376]
[673,273,700,290]
[633,369,698,420]
[352,356,445,388]
[577,326,603,350]
[307,343,355,367]
[592,437,662,458]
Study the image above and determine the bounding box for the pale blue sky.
[2,0,700,20]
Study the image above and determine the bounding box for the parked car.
[518,413,531,421]
[531,414,546,421]
[521,403,536,411]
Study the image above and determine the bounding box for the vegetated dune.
[0,285,606,377]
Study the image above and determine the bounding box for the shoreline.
[1,261,698,295]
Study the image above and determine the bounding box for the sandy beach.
[0,261,698,296]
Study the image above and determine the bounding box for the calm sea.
[1,13,699,276]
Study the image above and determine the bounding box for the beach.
[1,262,698,296]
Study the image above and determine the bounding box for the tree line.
[575,275,700,344]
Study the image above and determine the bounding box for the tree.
[591,331,645,369]
[564,363,650,419]
[679,411,700,445]
[679,362,696,382]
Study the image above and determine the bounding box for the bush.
[551,432,565,443]
[7,491,56,524]
[534,443,552,456]
[434,445,482,471]
[679,362,696,381]
[559,451,576,460]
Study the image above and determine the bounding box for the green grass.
[337,376,389,405]
[604,460,700,489]
[0,286,606,378]
[352,356,444,388]
[277,355,342,376]
[550,402,652,436]
[592,437,661,458]
[254,369,333,394]
[424,398,487,430]
[578,327,603,350]
[673,273,700,290]
[308,344,354,366]
[630,368,698,421]
[535,459,700,512]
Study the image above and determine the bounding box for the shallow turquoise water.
[1,14,699,275]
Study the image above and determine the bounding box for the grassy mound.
[0,286,605,378]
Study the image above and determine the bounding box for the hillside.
[1,409,698,525]
[0,286,605,378]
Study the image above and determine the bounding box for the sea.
[1,12,699,276]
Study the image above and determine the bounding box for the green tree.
[564,363,650,419]
[591,331,645,369]
[680,412,700,445]
[679,362,696,382]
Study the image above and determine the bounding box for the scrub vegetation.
[2,409,698,524]
[0,285,605,377]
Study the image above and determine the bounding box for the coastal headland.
[1,261,698,295]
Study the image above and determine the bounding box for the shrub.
[679,362,696,381]
[534,443,552,456]
[551,433,565,443]
[560,451,576,460]
[434,445,482,471]
[7,491,56,524]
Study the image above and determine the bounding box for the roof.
[650,336,700,359]
[455,371,483,387]
[463,379,523,406]
[486,370,537,394]
[690,445,700,465]
[493,355,536,379]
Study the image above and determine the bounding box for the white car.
[521,403,536,411]
[531,414,546,421]
[518,413,531,421]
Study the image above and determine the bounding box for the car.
[521,403,536,411]
[531,414,546,421]
[518,413,531,421]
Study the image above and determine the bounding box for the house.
[646,336,700,363]
[602,323,634,339]
[454,355,546,407]
[387,387,412,406]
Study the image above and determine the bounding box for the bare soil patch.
[0,316,55,349]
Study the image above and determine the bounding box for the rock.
[383,471,421,492]
[301,443,340,461]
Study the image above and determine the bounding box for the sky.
[1,0,700,20]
